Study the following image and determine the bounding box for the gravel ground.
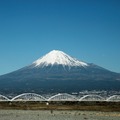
[0,110,120,120]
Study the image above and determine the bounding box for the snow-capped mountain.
[0,50,120,95]
[33,50,88,68]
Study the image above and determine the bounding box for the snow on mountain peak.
[33,50,88,67]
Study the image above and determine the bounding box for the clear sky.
[0,0,120,75]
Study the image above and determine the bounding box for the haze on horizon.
[0,0,120,75]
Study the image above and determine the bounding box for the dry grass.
[0,101,120,112]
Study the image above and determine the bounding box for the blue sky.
[0,0,120,75]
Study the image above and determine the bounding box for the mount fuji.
[0,50,120,94]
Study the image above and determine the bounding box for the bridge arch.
[106,95,120,102]
[11,93,47,101]
[0,95,10,101]
[48,93,78,101]
[79,95,104,101]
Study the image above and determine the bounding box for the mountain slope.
[0,50,120,94]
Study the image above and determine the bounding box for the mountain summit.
[33,50,88,68]
[0,50,120,94]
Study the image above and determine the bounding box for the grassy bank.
[0,101,120,111]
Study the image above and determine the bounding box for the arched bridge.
[48,93,78,101]
[106,95,120,102]
[11,93,47,101]
[0,93,120,102]
[0,95,10,101]
[79,95,105,101]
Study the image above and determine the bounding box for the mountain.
[0,50,120,95]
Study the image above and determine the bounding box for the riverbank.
[0,101,120,111]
